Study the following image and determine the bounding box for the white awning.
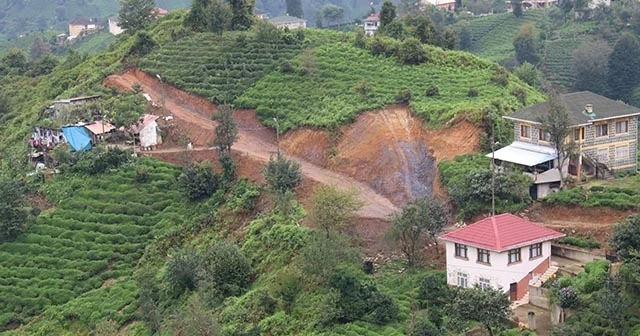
[486,141,557,167]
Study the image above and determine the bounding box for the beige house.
[255,9,269,20]
[69,17,98,38]
[108,17,124,35]
[269,15,307,29]
[488,91,640,199]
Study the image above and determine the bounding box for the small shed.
[84,120,116,144]
[132,114,162,149]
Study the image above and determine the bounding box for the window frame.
[615,145,629,159]
[615,120,629,134]
[595,123,609,137]
[520,124,531,138]
[573,127,585,141]
[479,277,491,289]
[597,148,609,162]
[508,248,521,265]
[455,243,468,259]
[477,248,491,265]
[529,243,542,259]
[538,129,551,142]
[457,272,468,288]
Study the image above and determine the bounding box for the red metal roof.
[365,13,380,21]
[440,213,564,252]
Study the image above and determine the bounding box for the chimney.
[585,104,593,113]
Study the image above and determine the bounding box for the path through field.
[104,69,399,220]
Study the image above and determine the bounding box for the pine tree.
[285,0,303,18]
[228,0,255,31]
[379,1,396,28]
[608,34,640,102]
[118,0,156,32]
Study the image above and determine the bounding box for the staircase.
[511,265,559,309]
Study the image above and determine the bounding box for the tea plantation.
[0,158,187,329]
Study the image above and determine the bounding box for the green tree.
[268,266,303,314]
[127,31,157,56]
[0,94,11,119]
[417,271,450,308]
[0,48,28,75]
[309,185,363,237]
[29,36,50,61]
[118,0,156,32]
[322,4,345,26]
[297,231,360,284]
[229,0,255,30]
[512,0,523,17]
[29,53,59,76]
[198,241,252,298]
[218,151,237,184]
[537,91,575,185]
[558,286,579,322]
[439,28,457,50]
[513,62,540,87]
[611,215,640,259]
[166,249,200,296]
[136,267,162,333]
[379,1,396,28]
[458,23,472,50]
[607,33,640,102]
[406,13,437,44]
[185,0,233,33]
[263,153,302,197]
[513,23,539,65]
[492,0,508,13]
[285,0,304,18]
[178,162,219,200]
[396,37,427,65]
[0,177,30,242]
[412,317,441,336]
[445,285,512,336]
[167,295,221,335]
[213,105,238,153]
[389,196,447,267]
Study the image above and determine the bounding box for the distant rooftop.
[506,91,640,126]
[269,15,306,24]
[54,95,101,104]
[365,13,380,21]
[70,17,94,26]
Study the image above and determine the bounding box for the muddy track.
[104,69,399,219]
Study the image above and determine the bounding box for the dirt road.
[104,69,399,219]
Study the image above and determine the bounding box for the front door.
[529,185,538,200]
[509,282,518,301]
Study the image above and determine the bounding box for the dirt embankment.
[104,69,399,220]
[282,106,481,205]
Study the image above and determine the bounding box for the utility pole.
[156,74,165,117]
[491,122,496,217]
[273,117,280,155]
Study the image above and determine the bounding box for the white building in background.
[364,13,380,36]
[440,213,564,301]
[108,17,124,35]
[269,15,307,29]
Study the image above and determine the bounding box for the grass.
[0,158,188,330]
[236,38,543,131]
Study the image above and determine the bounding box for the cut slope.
[104,69,399,220]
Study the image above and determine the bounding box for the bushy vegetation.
[557,235,601,249]
[439,154,532,219]
[544,185,640,210]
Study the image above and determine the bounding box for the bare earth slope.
[104,69,399,219]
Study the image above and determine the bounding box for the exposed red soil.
[104,69,398,220]
[26,192,54,213]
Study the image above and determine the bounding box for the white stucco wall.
[109,19,125,35]
[140,121,159,148]
[445,241,552,293]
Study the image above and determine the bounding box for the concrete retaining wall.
[529,285,550,309]
[551,244,604,263]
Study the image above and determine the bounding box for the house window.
[520,125,530,138]
[597,148,609,162]
[573,127,585,141]
[539,129,551,142]
[508,248,521,264]
[455,243,468,259]
[479,278,491,289]
[616,145,629,159]
[529,243,542,259]
[615,120,629,134]
[595,123,609,137]
[457,272,468,288]
[477,248,490,264]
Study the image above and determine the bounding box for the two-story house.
[364,13,380,36]
[488,91,640,199]
[69,17,99,39]
[440,213,564,300]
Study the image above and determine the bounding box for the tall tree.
[379,1,396,28]
[185,0,233,33]
[0,177,30,242]
[513,22,539,65]
[229,0,255,30]
[309,185,363,238]
[263,153,302,197]
[572,41,611,95]
[285,0,303,18]
[607,33,640,102]
[389,197,447,267]
[538,91,574,185]
[213,105,238,153]
[611,215,640,259]
[29,36,50,61]
[512,0,523,17]
[118,0,156,32]
[322,4,344,26]
[445,285,512,336]
[458,23,472,50]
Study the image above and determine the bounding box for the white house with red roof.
[364,13,380,36]
[440,213,564,300]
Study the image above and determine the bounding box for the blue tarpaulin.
[62,126,92,152]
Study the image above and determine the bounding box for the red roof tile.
[439,213,564,252]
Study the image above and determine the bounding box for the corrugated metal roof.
[486,141,557,167]
[440,213,565,252]
[84,120,115,135]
